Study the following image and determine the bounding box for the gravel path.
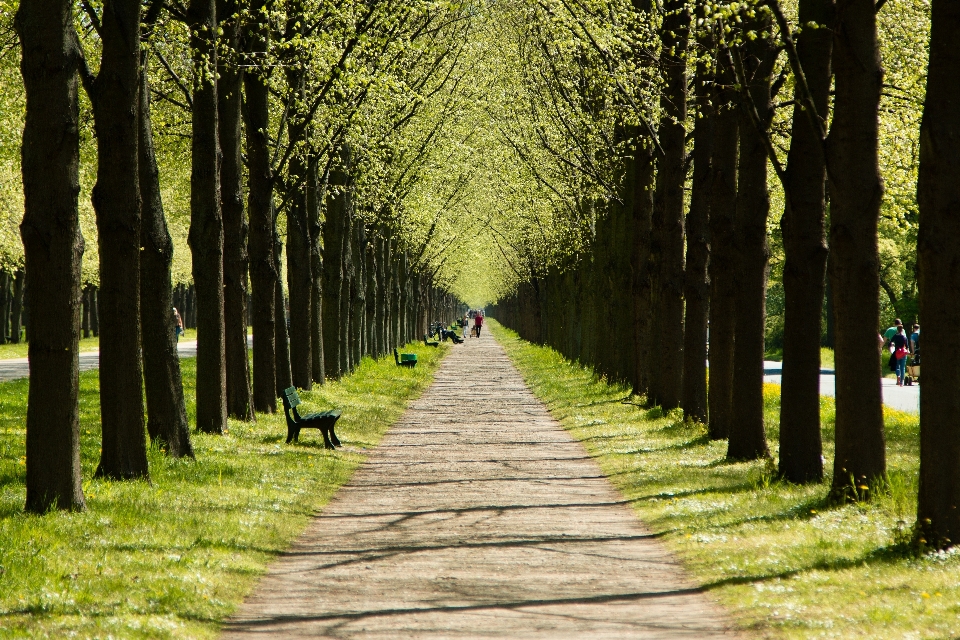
[222,329,740,639]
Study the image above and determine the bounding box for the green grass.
[0,329,200,361]
[0,341,447,638]
[490,320,960,639]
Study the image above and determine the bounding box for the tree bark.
[648,0,690,409]
[188,0,227,434]
[826,0,886,498]
[82,286,91,339]
[286,155,313,389]
[11,269,24,344]
[90,0,149,480]
[708,62,739,441]
[322,151,349,380]
[139,53,193,458]
[242,5,277,412]
[916,0,960,548]
[682,31,714,425]
[17,0,87,511]
[219,4,254,420]
[90,287,99,336]
[308,157,325,384]
[778,0,834,483]
[630,142,655,397]
[274,225,293,396]
[350,219,365,366]
[727,17,775,461]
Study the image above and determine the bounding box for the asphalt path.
[0,339,201,383]
[763,360,919,414]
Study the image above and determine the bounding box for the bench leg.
[328,424,342,448]
[286,425,296,444]
[319,427,335,450]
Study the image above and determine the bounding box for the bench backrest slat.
[283,387,301,408]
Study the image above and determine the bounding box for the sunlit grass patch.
[0,341,447,638]
[490,320,959,639]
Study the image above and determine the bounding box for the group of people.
[882,318,920,386]
[461,310,484,339]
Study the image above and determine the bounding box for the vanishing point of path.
[223,330,740,638]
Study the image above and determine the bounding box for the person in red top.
[474,312,483,338]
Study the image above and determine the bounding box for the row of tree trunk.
[15,0,464,513]
[491,0,869,489]
[496,0,960,550]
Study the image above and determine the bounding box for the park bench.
[424,333,440,347]
[281,386,342,448]
[394,348,418,368]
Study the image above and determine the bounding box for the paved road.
[223,329,739,638]
[763,360,919,414]
[0,340,200,383]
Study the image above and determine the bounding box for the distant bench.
[394,348,417,368]
[281,386,342,449]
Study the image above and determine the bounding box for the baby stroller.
[905,352,920,386]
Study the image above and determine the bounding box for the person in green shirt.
[883,318,903,348]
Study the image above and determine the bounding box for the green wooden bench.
[423,333,439,347]
[394,348,417,368]
[281,387,342,448]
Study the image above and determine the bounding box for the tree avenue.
[2,0,958,548]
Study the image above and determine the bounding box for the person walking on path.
[891,325,910,386]
[462,313,469,339]
[883,318,903,348]
[173,307,184,342]
[474,311,483,338]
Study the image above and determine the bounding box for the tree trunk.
[629,142,655,397]
[727,17,775,461]
[90,287,99,336]
[219,5,254,420]
[242,6,277,413]
[17,0,87,511]
[323,151,349,380]
[308,157,324,384]
[682,34,714,425]
[82,286,90,339]
[648,0,690,409]
[778,0,834,483]
[340,199,354,373]
[286,155,313,389]
[188,0,227,434]
[350,220,365,367]
[365,227,378,359]
[708,62,739,441]
[916,0,960,548]
[826,0,886,498]
[274,227,293,396]
[90,0,149,480]
[139,53,193,458]
[11,269,25,344]
[0,271,9,344]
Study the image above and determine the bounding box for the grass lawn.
[0,329,200,361]
[0,341,447,638]
[490,320,960,639]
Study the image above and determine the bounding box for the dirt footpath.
[222,329,740,639]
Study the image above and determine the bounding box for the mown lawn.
[0,342,447,638]
[490,320,960,639]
